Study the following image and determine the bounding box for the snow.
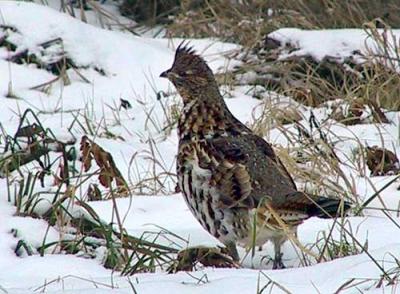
[0,1,399,293]
[269,28,400,64]
[31,0,138,33]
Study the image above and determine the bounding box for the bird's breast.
[177,101,231,140]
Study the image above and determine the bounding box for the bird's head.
[160,42,217,99]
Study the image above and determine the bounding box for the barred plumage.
[160,42,350,269]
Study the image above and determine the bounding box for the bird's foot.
[168,246,239,273]
[272,252,286,270]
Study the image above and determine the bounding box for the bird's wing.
[207,134,299,209]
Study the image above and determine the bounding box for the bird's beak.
[160,69,170,78]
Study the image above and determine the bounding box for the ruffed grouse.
[160,43,350,269]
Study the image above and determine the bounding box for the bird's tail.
[306,196,351,219]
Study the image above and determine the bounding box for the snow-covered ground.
[269,27,400,63]
[0,1,399,293]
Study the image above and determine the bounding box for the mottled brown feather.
[161,44,351,268]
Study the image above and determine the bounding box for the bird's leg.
[273,252,285,269]
[224,241,240,262]
[272,237,286,270]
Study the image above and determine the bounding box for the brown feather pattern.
[161,43,351,269]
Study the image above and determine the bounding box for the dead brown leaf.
[80,136,129,196]
[366,146,400,176]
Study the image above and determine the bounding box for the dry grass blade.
[258,271,292,294]
[356,174,400,214]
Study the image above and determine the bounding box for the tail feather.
[307,196,351,218]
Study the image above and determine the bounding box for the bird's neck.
[178,95,249,141]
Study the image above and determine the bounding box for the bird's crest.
[170,40,214,80]
[175,41,197,59]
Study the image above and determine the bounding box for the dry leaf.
[79,136,129,196]
[366,146,400,176]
